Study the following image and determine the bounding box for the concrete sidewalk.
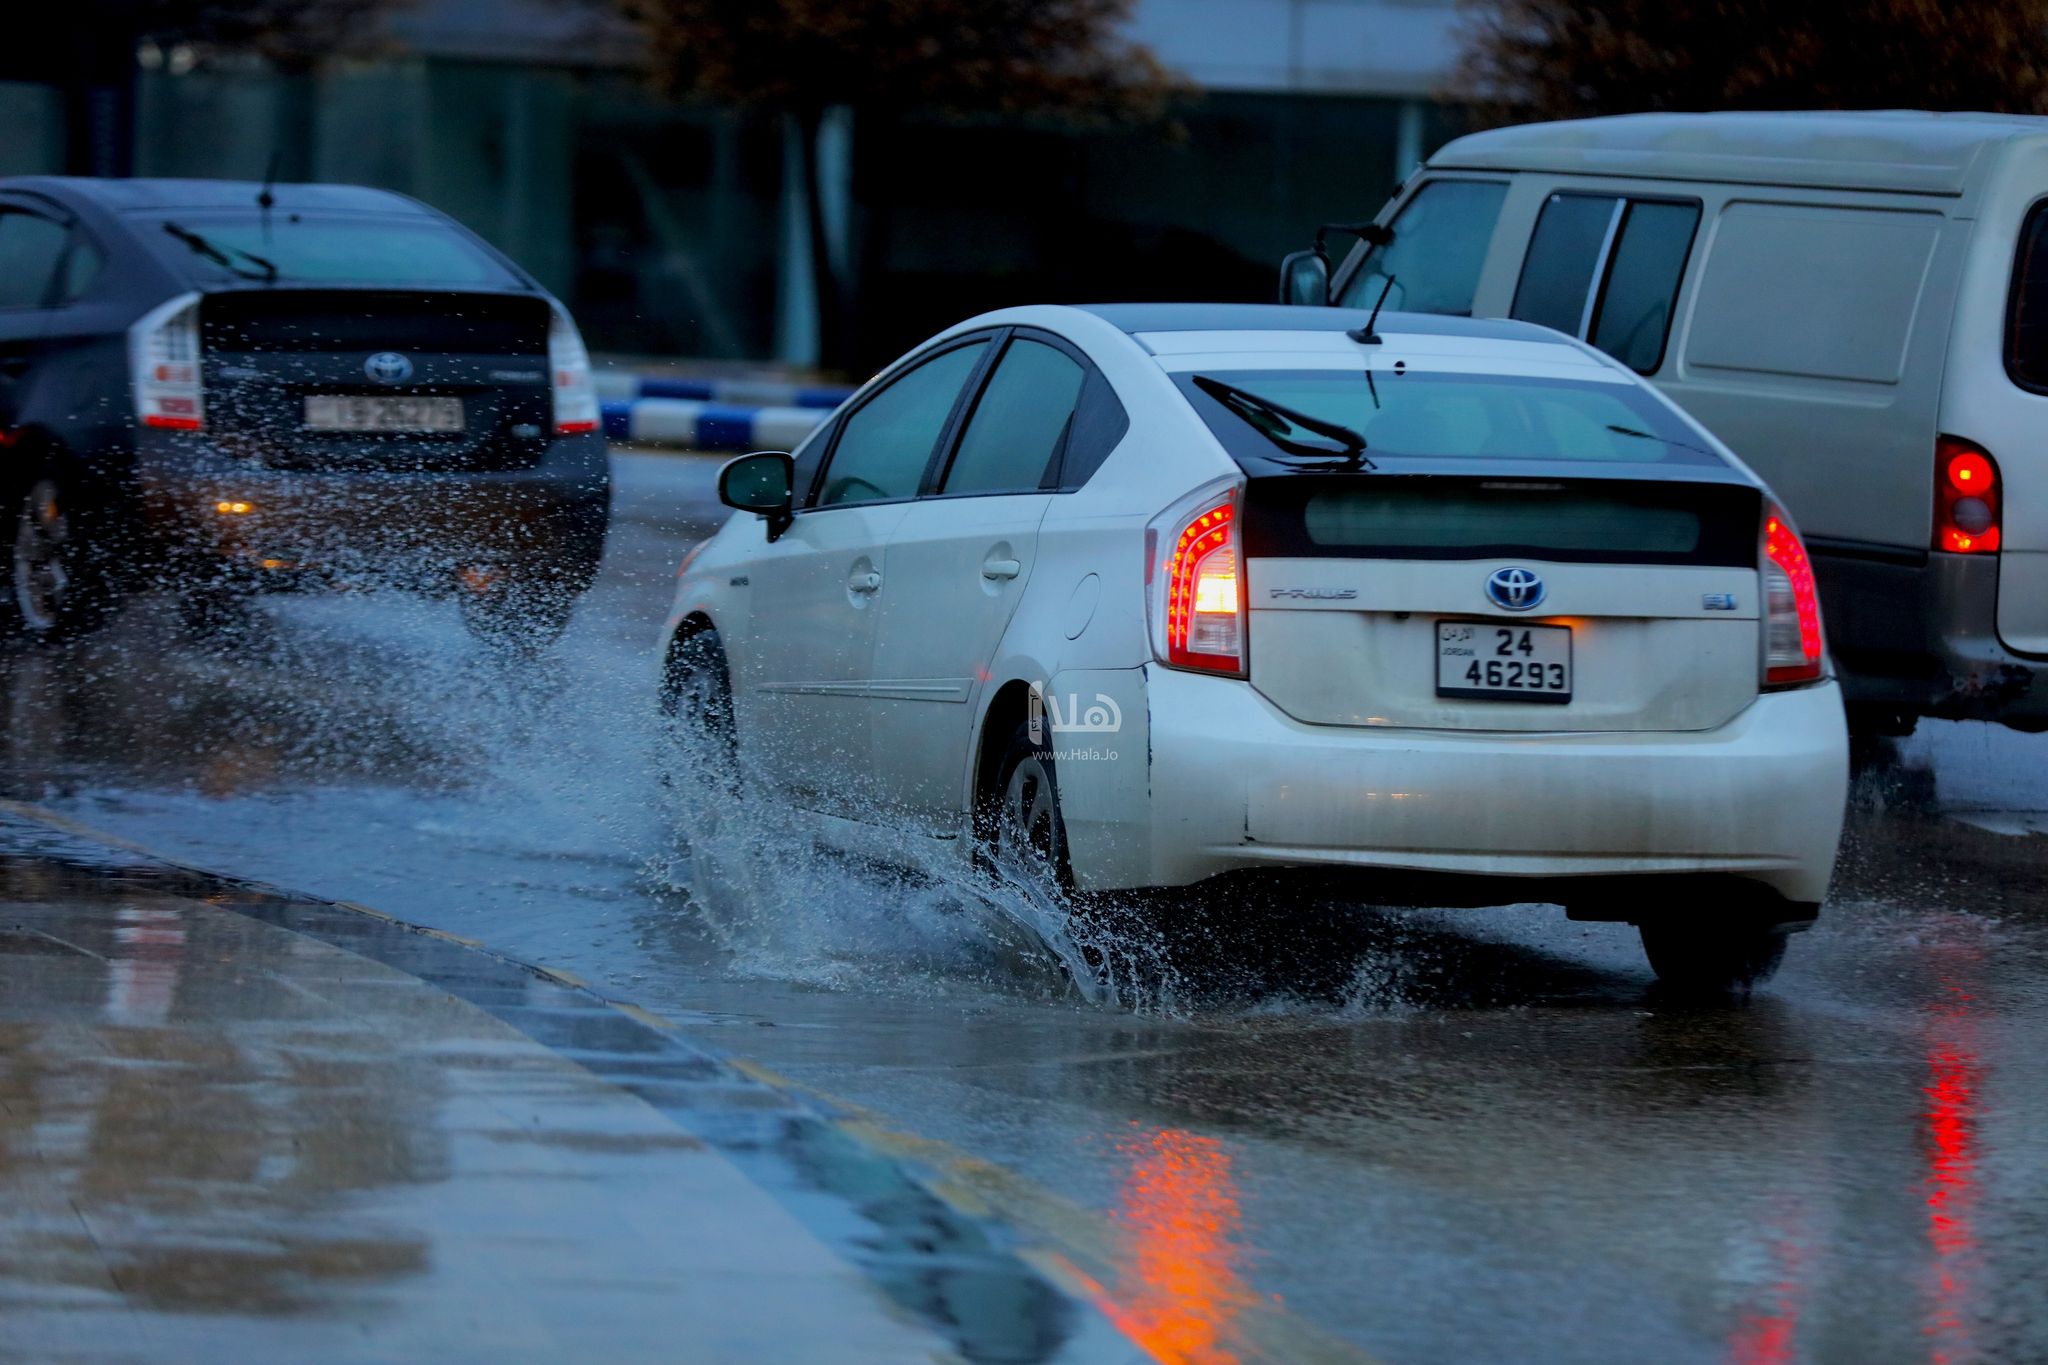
[0,811,1129,1364]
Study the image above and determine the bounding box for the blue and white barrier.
[594,371,853,410]
[602,397,827,452]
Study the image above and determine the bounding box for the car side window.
[0,210,72,309]
[941,338,1085,496]
[56,234,104,303]
[2007,201,2048,391]
[814,340,989,508]
[1513,193,1701,373]
[1336,179,1508,316]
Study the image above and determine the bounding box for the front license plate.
[303,395,465,433]
[1436,620,1573,703]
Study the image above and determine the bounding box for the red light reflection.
[1726,1221,1804,1365]
[1922,963,1983,1365]
[1096,1125,1254,1365]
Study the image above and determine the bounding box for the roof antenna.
[1348,273,1397,346]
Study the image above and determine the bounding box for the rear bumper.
[1816,545,2048,724]
[131,430,609,591]
[1116,668,1847,904]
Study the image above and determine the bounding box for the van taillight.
[1935,436,2001,554]
[1147,481,1246,675]
[1762,502,1825,687]
[550,307,599,435]
[129,292,205,432]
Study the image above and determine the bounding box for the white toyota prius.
[659,304,1849,991]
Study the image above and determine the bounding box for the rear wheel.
[985,721,1071,898]
[1638,919,1791,995]
[2,474,116,642]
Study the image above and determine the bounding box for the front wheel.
[2,475,116,642]
[1638,919,1791,995]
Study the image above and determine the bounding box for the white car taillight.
[1762,501,1826,687]
[550,307,599,435]
[129,292,204,431]
[1147,478,1247,676]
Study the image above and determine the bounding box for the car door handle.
[849,570,882,594]
[0,357,29,377]
[981,559,1022,581]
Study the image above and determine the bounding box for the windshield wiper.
[161,221,278,282]
[1605,423,1713,458]
[1192,374,1376,470]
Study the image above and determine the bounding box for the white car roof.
[1428,110,2048,197]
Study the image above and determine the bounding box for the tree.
[611,0,1180,369]
[1455,0,2048,122]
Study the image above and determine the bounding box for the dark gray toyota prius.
[0,176,609,644]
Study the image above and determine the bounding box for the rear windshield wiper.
[1192,374,1376,470]
[1605,423,1713,459]
[161,221,278,283]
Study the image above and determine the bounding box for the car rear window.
[145,213,518,288]
[1176,369,1725,473]
[1242,476,1761,567]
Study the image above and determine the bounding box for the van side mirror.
[1278,249,1331,306]
[719,450,794,537]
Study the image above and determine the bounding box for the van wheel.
[3,475,115,641]
[1638,919,1790,995]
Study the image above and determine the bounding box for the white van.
[1281,111,2048,734]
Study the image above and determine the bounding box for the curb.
[602,397,827,452]
[594,371,853,410]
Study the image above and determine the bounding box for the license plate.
[1436,620,1573,703]
[303,395,465,433]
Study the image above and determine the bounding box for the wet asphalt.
[4,450,2047,1365]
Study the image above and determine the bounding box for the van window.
[2007,201,2048,391]
[1512,194,1620,337]
[1512,194,1700,373]
[1591,202,1699,373]
[1686,202,1939,385]
[1336,180,1506,316]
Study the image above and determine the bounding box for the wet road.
[6,449,2048,1364]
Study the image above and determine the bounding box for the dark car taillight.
[129,293,205,431]
[550,308,598,435]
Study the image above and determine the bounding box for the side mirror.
[1278,249,1331,306]
[719,450,794,537]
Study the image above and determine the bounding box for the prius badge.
[1485,566,1545,612]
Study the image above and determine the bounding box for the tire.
[1,473,116,642]
[1638,918,1791,995]
[984,721,1072,898]
[659,626,739,791]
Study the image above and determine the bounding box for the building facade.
[0,0,1467,370]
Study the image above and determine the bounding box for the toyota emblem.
[1485,566,1546,612]
[364,351,414,384]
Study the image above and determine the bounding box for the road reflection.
[1922,951,1983,1365]
[1726,1215,1805,1365]
[1098,1124,1255,1365]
